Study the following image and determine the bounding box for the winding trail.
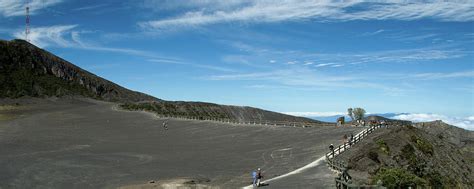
[243,128,367,188]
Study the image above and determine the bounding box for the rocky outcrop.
[0,39,158,102]
[335,124,474,188]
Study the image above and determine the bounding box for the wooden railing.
[325,123,395,189]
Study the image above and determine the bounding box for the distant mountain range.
[0,39,324,125]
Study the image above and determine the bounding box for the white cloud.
[141,0,252,11]
[392,113,474,131]
[207,68,366,88]
[224,41,467,70]
[10,24,235,73]
[315,63,337,67]
[361,29,385,36]
[284,111,345,117]
[72,4,108,12]
[139,1,474,30]
[313,48,466,66]
[412,70,474,80]
[148,59,234,72]
[13,24,78,48]
[11,25,203,70]
[0,0,63,17]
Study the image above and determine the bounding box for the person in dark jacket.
[256,168,263,186]
[349,134,354,146]
[329,144,334,157]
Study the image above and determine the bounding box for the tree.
[347,108,354,121]
[353,108,366,121]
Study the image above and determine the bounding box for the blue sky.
[1,0,473,129]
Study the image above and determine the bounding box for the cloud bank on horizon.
[286,111,474,131]
[0,0,472,123]
[392,113,474,131]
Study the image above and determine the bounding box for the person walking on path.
[329,144,334,158]
[256,168,263,186]
[349,133,354,146]
[162,120,168,130]
[252,170,257,186]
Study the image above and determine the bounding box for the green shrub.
[411,135,433,155]
[377,139,390,155]
[372,167,426,188]
[424,172,444,188]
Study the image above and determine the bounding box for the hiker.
[329,144,334,157]
[252,170,257,186]
[343,134,348,144]
[162,120,168,130]
[256,168,263,186]
[342,168,352,182]
[349,133,354,146]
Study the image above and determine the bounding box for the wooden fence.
[151,114,334,127]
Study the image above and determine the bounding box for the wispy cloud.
[13,24,78,47]
[392,113,474,130]
[148,59,235,72]
[315,63,337,67]
[224,41,468,69]
[72,4,108,12]
[206,68,373,89]
[12,25,188,64]
[412,70,474,80]
[140,0,252,11]
[139,1,474,30]
[0,0,63,17]
[10,24,234,73]
[310,48,467,66]
[361,29,385,36]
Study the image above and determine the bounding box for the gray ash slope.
[0,39,322,124]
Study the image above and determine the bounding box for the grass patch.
[0,114,18,121]
[377,139,390,155]
[120,102,234,120]
[0,104,23,111]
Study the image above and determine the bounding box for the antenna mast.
[25,0,30,42]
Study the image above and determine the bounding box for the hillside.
[334,123,474,188]
[121,101,324,125]
[0,39,158,102]
[0,39,323,125]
